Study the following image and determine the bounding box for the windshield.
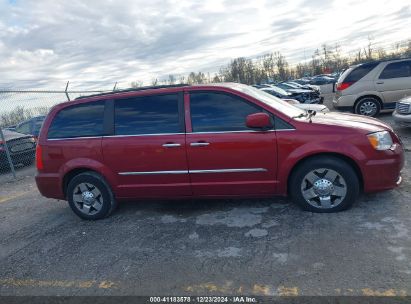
[230,84,306,118]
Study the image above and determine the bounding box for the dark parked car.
[13,116,46,140]
[309,76,336,85]
[35,83,403,220]
[0,129,36,169]
[260,85,322,104]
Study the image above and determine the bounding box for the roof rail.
[356,56,411,66]
[75,84,190,100]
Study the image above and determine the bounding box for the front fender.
[276,139,367,195]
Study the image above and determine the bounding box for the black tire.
[67,171,117,220]
[289,157,360,213]
[354,97,381,117]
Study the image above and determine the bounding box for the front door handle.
[376,81,384,84]
[190,142,210,147]
[162,143,181,148]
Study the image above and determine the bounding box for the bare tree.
[151,78,158,86]
[168,75,176,85]
[131,80,143,88]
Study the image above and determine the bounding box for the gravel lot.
[0,103,411,297]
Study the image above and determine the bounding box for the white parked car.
[393,96,411,126]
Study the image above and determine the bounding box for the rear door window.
[379,61,411,79]
[114,94,182,135]
[343,62,379,82]
[48,101,105,139]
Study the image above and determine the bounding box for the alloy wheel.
[300,168,347,209]
[72,182,103,215]
[359,101,378,116]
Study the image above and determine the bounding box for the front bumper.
[362,143,405,193]
[393,111,411,125]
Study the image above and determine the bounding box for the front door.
[102,93,191,198]
[186,91,278,196]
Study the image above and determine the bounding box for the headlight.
[367,131,393,150]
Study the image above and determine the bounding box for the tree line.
[132,39,411,87]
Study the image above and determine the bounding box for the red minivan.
[35,83,404,219]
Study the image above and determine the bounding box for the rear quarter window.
[343,62,379,82]
[47,101,105,139]
[379,61,411,79]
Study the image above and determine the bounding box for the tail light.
[336,82,354,91]
[36,144,44,170]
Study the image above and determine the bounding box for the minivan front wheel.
[67,172,117,220]
[289,157,359,212]
[354,97,381,117]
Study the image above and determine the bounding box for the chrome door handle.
[162,143,181,148]
[190,142,210,147]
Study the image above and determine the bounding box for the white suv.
[333,58,411,116]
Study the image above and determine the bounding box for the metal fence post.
[65,81,70,101]
[0,126,17,179]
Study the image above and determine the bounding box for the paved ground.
[0,107,411,296]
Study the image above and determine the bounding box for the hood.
[1,129,33,141]
[308,112,393,133]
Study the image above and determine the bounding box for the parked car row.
[252,83,323,104]
[295,74,338,86]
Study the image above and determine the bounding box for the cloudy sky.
[0,0,410,90]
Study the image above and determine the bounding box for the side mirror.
[246,112,273,130]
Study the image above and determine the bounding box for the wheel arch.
[287,152,364,196]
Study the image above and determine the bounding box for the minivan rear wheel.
[67,172,117,220]
[354,97,381,117]
[289,157,359,213]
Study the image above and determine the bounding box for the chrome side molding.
[118,168,268,176]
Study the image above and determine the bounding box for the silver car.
[333,58,411,116]
[393,96,411,126]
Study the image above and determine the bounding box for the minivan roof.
[74,82,256,101]
[75,84,190,100]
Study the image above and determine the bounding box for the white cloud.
[0,0,410,89]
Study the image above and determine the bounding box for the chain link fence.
[0,86,110,183]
